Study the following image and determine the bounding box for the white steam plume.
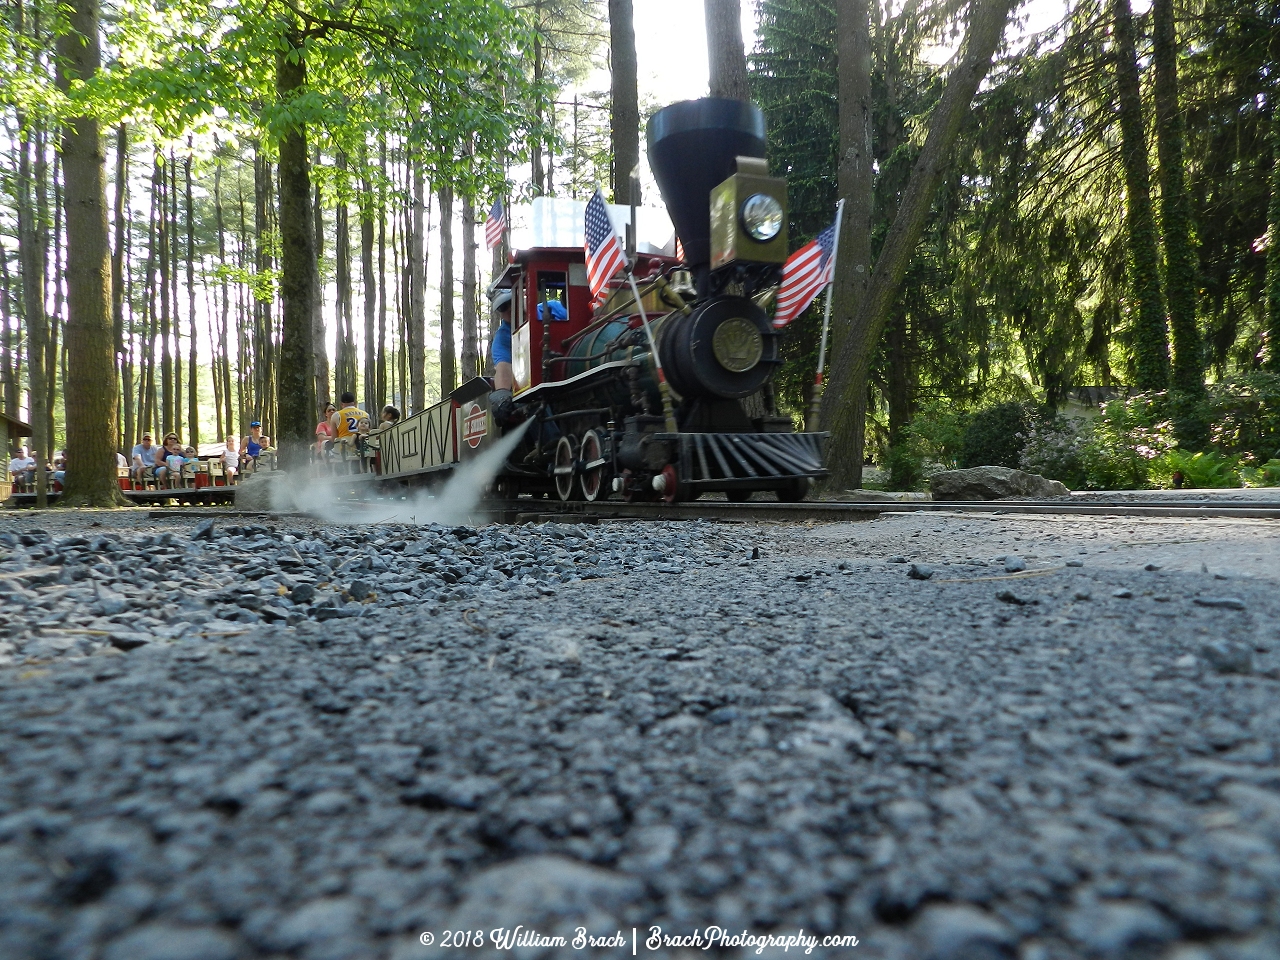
[272,419,532,525]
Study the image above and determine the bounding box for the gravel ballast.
[0,508,1278,959]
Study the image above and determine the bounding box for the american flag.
[484,198,505,250]
[584,188,626,305]
[773,223,837,328]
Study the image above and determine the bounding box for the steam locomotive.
[369,98,829,503]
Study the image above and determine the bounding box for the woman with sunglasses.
[155,434,182,483]
[315,402,337,460]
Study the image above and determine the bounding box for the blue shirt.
[492,320,512,365]
[537,300,567,321]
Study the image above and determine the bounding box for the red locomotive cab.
[496,250,591,394]
[497,248,679,394]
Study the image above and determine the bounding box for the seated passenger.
[222,436,240,483]
[9,448,36,487]
[242,421,271,470]
[315,402,336,458]
[330,392,368,457]
[130,435,158,484]
[371,406,401,436]
[158,434,184,483]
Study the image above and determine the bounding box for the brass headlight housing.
[741,194,783,242]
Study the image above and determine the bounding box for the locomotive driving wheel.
[579,429,607,501]
[553,434,579,501]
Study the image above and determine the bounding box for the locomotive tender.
[370,98,829,503]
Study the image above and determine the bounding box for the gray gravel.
[1,509,1278,959]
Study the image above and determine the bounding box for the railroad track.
[139,496,1280,524]
[487,497,1280,523]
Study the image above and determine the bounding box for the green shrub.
[1078,396,1176,490]
[1205,373,1280,464]
[1241,459,1280,487]
[1151,449,1243,489]
[885,442,922,491]
[959,402,1033,468]
[907,399,969,469]
[885,400,970,491]
[1019,417,1089,489]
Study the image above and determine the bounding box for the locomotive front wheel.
[579,429,607,502]
[553,435,579,501]
[775,478,811,502]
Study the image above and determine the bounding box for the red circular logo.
[462,401,488,449]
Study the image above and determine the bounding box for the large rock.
[929,465,1070,501]
[234,471,295,511]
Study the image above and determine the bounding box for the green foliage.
[1151,449,1243,489]
[1075,395,1176,490]
[885,399,970,491]
[1018,416,1090,489]
[1242,460,1280,487]
[1203,372,1280,462]
[958,401,1033,468]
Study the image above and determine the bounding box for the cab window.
[535,271,569,323]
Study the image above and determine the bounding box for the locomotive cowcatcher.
[367,98,829,503]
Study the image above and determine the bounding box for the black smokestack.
[646,98,767,269]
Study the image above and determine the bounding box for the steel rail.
[482,498,1280,523]
[135,496,1280,524]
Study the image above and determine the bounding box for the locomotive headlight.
[740,194,783,242]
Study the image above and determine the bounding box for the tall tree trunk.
[885,312,914,447]
[1113,0,1169,390]
[123,190,136,447]
[1153,0,1200,394]
[438,183,456,396]
[312,148,330,407]
[0,242,15,414]
[237,179,250,433]
[818,0,874,453]
[705,0,751,100]
[408,164,427,411]
[140,163,158,443]
[608,0,640,204]
[253,146,272,428]
[185,149,198,445]
[377,141,388,407]
[112,123,129,450]
[1268,101,1280,371]
[394,168,407,406]
[157,153,173,434]
[823,0,1013,487]
[48,156,63,454]
[215,157,233,438]
[57,0,123,505]
[17,120,50,505]
[531,0,547,195]
[275,28,317,471]
[335,154,354,396]
[170,155,183,439]
[461,194,479,380]
[361,175,377,413]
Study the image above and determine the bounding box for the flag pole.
[625,270,678,434]
[597,182,677,433]
[808,198,845,429]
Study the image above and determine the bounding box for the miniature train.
[368,98,829,503]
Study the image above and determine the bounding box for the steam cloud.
[272,419,532,525]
